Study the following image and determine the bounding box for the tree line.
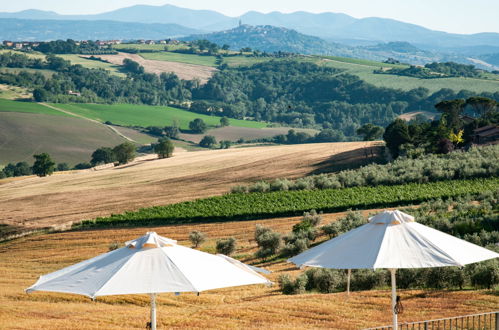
[1,52,499,140]
[383,96,498,158]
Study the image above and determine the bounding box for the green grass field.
[315,56,499,93]
[51,103,267,129]
[140,52,219,67]
[0,67,55,78]
[57,55,125,77]
[224,56,277,67]
[0,50,46,59]
[0,84,31,100]
[135,52,499,93]
[0,111,127,166]
[319,56,406,68]
[0,99,72,116]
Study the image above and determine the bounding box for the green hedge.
[76,178,499,229]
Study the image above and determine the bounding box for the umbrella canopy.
[288,210,499,329]
[26,232,270,329]
[289,210,498,269]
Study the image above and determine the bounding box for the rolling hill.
[183,25,350,56]
[0,141,378,230]
[0,110,128,166]
[2,4,499,55]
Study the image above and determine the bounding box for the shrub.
[397,269,425,289]
[248,181,270,193]
[338,211,365,233]
[108,242,120,251]
[189,230,206,248]
[305,268,345,293]
[292,210,322,239]
[154,138,174,158]
[57,163,70,171]
[230,185,248,193]
[216,237,236,256]
[278,274,308,295]
[470,260,499,289]
[322,221,341,238]
[189,118,207,133]
[254,225,281,259]
[112,142,136,165]
[220,140,232,149]
[350,270,387,291]
[74,162,92,170]
[91,147,115,165]
[270,179,292,191]
[199,135,217,148]
[281,232,310,257]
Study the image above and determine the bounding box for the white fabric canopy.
[288,210,499,329]
[26,232,270,329]
[289,210,499,269]
[27,232,270,298]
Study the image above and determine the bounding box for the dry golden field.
[85,53,217,83]
[0,213,497,329]
[0,142,380,232]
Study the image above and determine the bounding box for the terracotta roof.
[474,125,498,134]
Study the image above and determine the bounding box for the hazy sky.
[1,0,498,34]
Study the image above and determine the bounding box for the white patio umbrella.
[288,210,499,330]
[26,232,271,330]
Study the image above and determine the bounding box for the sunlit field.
[1,214,496,329]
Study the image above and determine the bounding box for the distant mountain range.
[184,26,478,68]
[0,18,200,41]
[0,4,498,69]
[1,4,499,53]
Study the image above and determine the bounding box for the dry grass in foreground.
[0,213,496,329]
[0,142,380,231]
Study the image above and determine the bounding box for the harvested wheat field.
[0,214,496,329]
[0,142,381,232]
[84,53,216,83]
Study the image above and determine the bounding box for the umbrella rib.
[408,225,464,267]
[159,247,200,293]
[92,252,140,298]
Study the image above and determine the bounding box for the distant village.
[1,39,181,50]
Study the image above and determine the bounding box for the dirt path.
[0,142,381,230]
[83,53,217,83]
[39,103,137,143]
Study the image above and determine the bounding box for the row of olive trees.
[231,144,499,193]
[277,192,499,294]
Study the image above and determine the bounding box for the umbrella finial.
[369,210,414,225]
[126,232,177,249]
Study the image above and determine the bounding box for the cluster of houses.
[2,41,40,50]
[2,39,182,50]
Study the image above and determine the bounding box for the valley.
[0,4,497,329]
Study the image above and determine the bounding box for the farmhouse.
[473,125,499,145]
[67,90,81,97]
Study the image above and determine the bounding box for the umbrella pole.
[346,269,351,295]
[390,269,397,330]
[150,293,157,330]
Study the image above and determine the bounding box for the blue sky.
[1,0,498,34]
